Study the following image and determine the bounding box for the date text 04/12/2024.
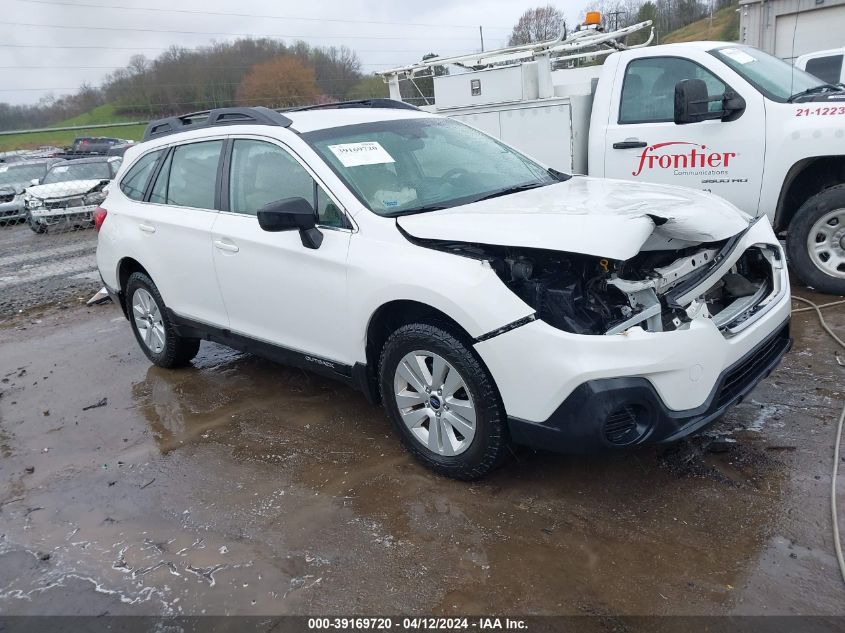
[307,617,528,630]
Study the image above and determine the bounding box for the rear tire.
[378,322,509,480]
[126,272,200,368]
[786,185,845,295]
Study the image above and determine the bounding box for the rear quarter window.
[119,150,163,201]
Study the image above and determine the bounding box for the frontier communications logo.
[632,141,737,177]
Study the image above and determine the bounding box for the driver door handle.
[138,223,156,234]
[214,239,239,253]
[613,140,648,149]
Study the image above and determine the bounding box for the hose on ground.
[791,295,845,586]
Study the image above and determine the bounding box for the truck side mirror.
[674,79,745,124]
[30,178,40,186]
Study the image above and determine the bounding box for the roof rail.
[284,98,420,112]
[142,106,293,141]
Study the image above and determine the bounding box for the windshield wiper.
[383,204,449,217]
[788,83,844,102]
[469,182,547,204]
[548,168,572,181]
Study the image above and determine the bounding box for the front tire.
[28,216,46,233]
[126,272,200,368]
[378,323,509,480]
[786,185,845,295]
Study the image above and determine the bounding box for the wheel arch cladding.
[116,257,152,317]
[775,156,845,232]
[362,300,479,406]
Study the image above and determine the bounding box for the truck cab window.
[620,57,726,124]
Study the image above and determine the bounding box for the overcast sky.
[1,0,587,106]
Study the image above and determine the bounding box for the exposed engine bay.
[408,234,780,336]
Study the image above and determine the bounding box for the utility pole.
[479,25,484,52]
[607,10,625,30]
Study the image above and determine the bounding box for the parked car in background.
[795,48,845,85]
[26,156,121,232]
[0,158,65,225]
[107,142,136,157]
[69,137,130,156]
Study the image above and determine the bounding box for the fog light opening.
[603,404,651,446]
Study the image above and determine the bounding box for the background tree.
[508,5,566,46]
[627,0,659,43]
[236,56,319,108]
[346,75,389,100]
[400,53,449,104]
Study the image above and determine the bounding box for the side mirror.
[674,79,745,124]
[30,178,40,186]
[256,197,323,249]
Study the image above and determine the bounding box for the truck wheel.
[126,272,201,368]
[378,323,510,480]
[787,185,845,295]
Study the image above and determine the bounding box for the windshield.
[303,117,558,216]
[711,46,827,102]
[42,161,112,184]
[0,163,47,186]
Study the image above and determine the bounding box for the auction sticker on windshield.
[720,48,756,64]
[328,141,395,167]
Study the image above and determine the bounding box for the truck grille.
[715,323,791,409]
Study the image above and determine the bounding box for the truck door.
[602,52,765,215]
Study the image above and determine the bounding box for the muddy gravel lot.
[0,223,99,318]
[0,223,843,618]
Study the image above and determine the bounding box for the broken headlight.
[491,249,633,335]
[83,191,107,206]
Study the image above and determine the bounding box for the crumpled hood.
[26,179,107,200]
[397,176,752,260]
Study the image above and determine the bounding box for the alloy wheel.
[393,350,477,456]
[132,288,166,354]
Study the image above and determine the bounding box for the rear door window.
[150,140,223,210]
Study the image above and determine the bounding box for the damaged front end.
[408,219,785,337]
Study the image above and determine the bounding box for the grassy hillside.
[55,103,140,127]
[0,123,146,152]
[0,103,146,152]
[662,5,740,44]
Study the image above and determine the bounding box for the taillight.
[93,206,108,232]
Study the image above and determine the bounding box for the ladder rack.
[378,20,653,84]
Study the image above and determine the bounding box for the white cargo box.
[433,63,541,109]
[441,92,594,175]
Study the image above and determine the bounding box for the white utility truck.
[380,17,845,294]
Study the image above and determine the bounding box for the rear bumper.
[507,320,791,453]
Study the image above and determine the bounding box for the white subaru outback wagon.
[96,100,791,479]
